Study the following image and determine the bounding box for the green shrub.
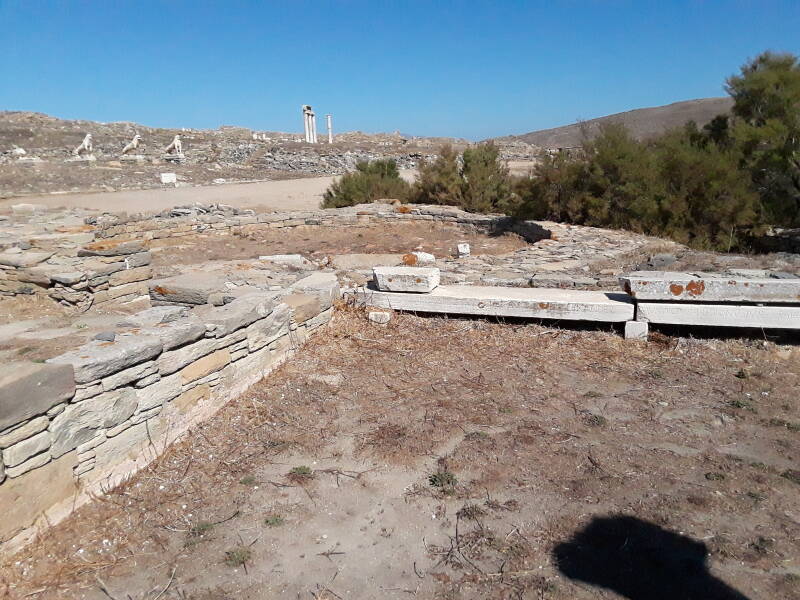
[322,159,411,208]
[412,144,463,206]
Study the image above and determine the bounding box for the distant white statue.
[121,133,142,155]
[164,134,183,155]
[73,133,93,156]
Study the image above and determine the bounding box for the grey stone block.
[2,431,50,467]
[0,416,49,449]
[117,306,188,328]
[373,266,440,293]
[290,273,340,311]
[0,363,75,431]
[203,293,277,338]
[47,334,163,384]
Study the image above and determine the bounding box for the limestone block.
[246,303,291,351]
[0,251,54,268]
[0,452,76,541]
[636,302,800,329]
[0,363,75,431]
[90,418,165,477]
[49,388,138,457]
[258,254,315,269]
[2,431,50,468]
[203,293,277,338]
[101,361,158,391]
[149,273,227,305]
[93,282,148,304]
[47,334,162,384]
[158,336,219,375]
[620,271,800,303]
[73,382,103,402]
[125,251,152,268]
[290,272,340,311]
[305,307,333,330]
[0,416,49,449]
[173,384,210,414]
[457,243,470,258]
[411,251,436,265]
[5,451,51,478]
[135,372,181,412]
[78,240,146,257]
[180,349,231,384]
[139,319,207,351]
[355,286,634,322]
[369,311,391,324]
[135,373,161,388]
[108,266,152,287]
[117,306,188,328]
[373,266,440,293]
[624,320,649,340]
[331,254,405,270]
[283,294,321,324]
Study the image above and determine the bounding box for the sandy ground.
[4,310,798,600]
[0,170,417,214]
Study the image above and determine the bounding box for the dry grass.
[1,307,798,599]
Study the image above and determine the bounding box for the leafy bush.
[322,159,411,208]
[412,142,514,213]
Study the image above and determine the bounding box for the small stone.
[412,251,436,265]
[624,320,649,341]
[94,331,116,342]
[457,243,471,258]
[368,311,391,325]
[373,266,440,293]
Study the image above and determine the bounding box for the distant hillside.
[502,97,734,148]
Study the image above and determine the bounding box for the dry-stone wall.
[0,273,339,553]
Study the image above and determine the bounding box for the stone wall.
[0,274,339,553]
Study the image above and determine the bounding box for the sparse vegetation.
[223,547,252,568]
[264,515,285,527]
[321,159,411,208]
[428,470,458,489]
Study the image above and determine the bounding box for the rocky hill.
[500,97,734,148]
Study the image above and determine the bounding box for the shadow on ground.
[553,515,749,600]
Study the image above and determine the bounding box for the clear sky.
[1,1,798,140]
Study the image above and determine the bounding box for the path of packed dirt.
[0,170,417,215]
[3,309,798,600]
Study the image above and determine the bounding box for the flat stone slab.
[373,266,440,293]
[48,334,163,384]
[637,302,800,329]
[355,285,634,322]
[620,271,800,303]
[0,363,75,431]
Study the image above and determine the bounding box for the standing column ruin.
[302,105,318,144]
[326,114,333,144]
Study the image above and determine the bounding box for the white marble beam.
[620,271,800,303]
[353,285,634,322]
[637,302,800,329]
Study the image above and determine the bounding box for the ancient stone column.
[326,114,333,144]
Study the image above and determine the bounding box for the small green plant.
[322,159,411,208]
[705,472,726,481]
[239,475,257,485]
[583,390,602,398]
[735,368,749,379]
[746,491,766,503]
[223,547,252,567]
[457,504,486,520]
[264,515,285,527]
[728,398,755,411]
[429,470,457,489]
[583,413,608,428]
[781,469,800,485]
[188,521,214,537]
[287,465,313,482]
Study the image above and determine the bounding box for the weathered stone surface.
[0,452,76,540]
[457,243,470,258]
[117,306,188,328]
[636,302,800,329]
[2,431,50,467]
[411,251,436,265]
[0,363,75,431]
[5,451,50,478]
[246,303,291,351]
[0,251,54,268]
[0,416,49,449]
[78,240,145,257]
[331,253,404,270]
[49,388,138,457]
[139,318,206,350]
[373,266,440,293]
[136,373,181,412]
[101,361,157,391]
[369,311,391,324]
[94,282,148,304]
[125,251,152,268]
[258,254,315,269]
[108,266,152,287]
[91,419,164,475]
[149,273,227,305]
[355,286,634,322]
[173,384,210,414]
[157,336,219,375]
[290,272,340,311]
[181,349,231,384]
[47,335,162,384]
[624,320,649,340]
[283,293,321,323]
[620,271,800,303]
[203,293,277,338]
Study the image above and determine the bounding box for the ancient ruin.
[302,104,318,144]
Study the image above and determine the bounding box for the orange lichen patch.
[415,278,422,283]
[396,205,412,214]
[402,253,418,266]
[234,263,253,270]
[669,284,685,296]
[153,286,175,296]
[55,225,96,233]
[686,280,705,297]
[538,302,550,309]
[82,240,128,251]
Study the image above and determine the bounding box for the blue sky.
[1,1,798,140]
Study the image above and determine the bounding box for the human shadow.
[553,515,750,600]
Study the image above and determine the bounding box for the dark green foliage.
[412,142,514,213]
[322,159,411,208]
[726,51,800,227]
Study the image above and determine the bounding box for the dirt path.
[0,170,417,214]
